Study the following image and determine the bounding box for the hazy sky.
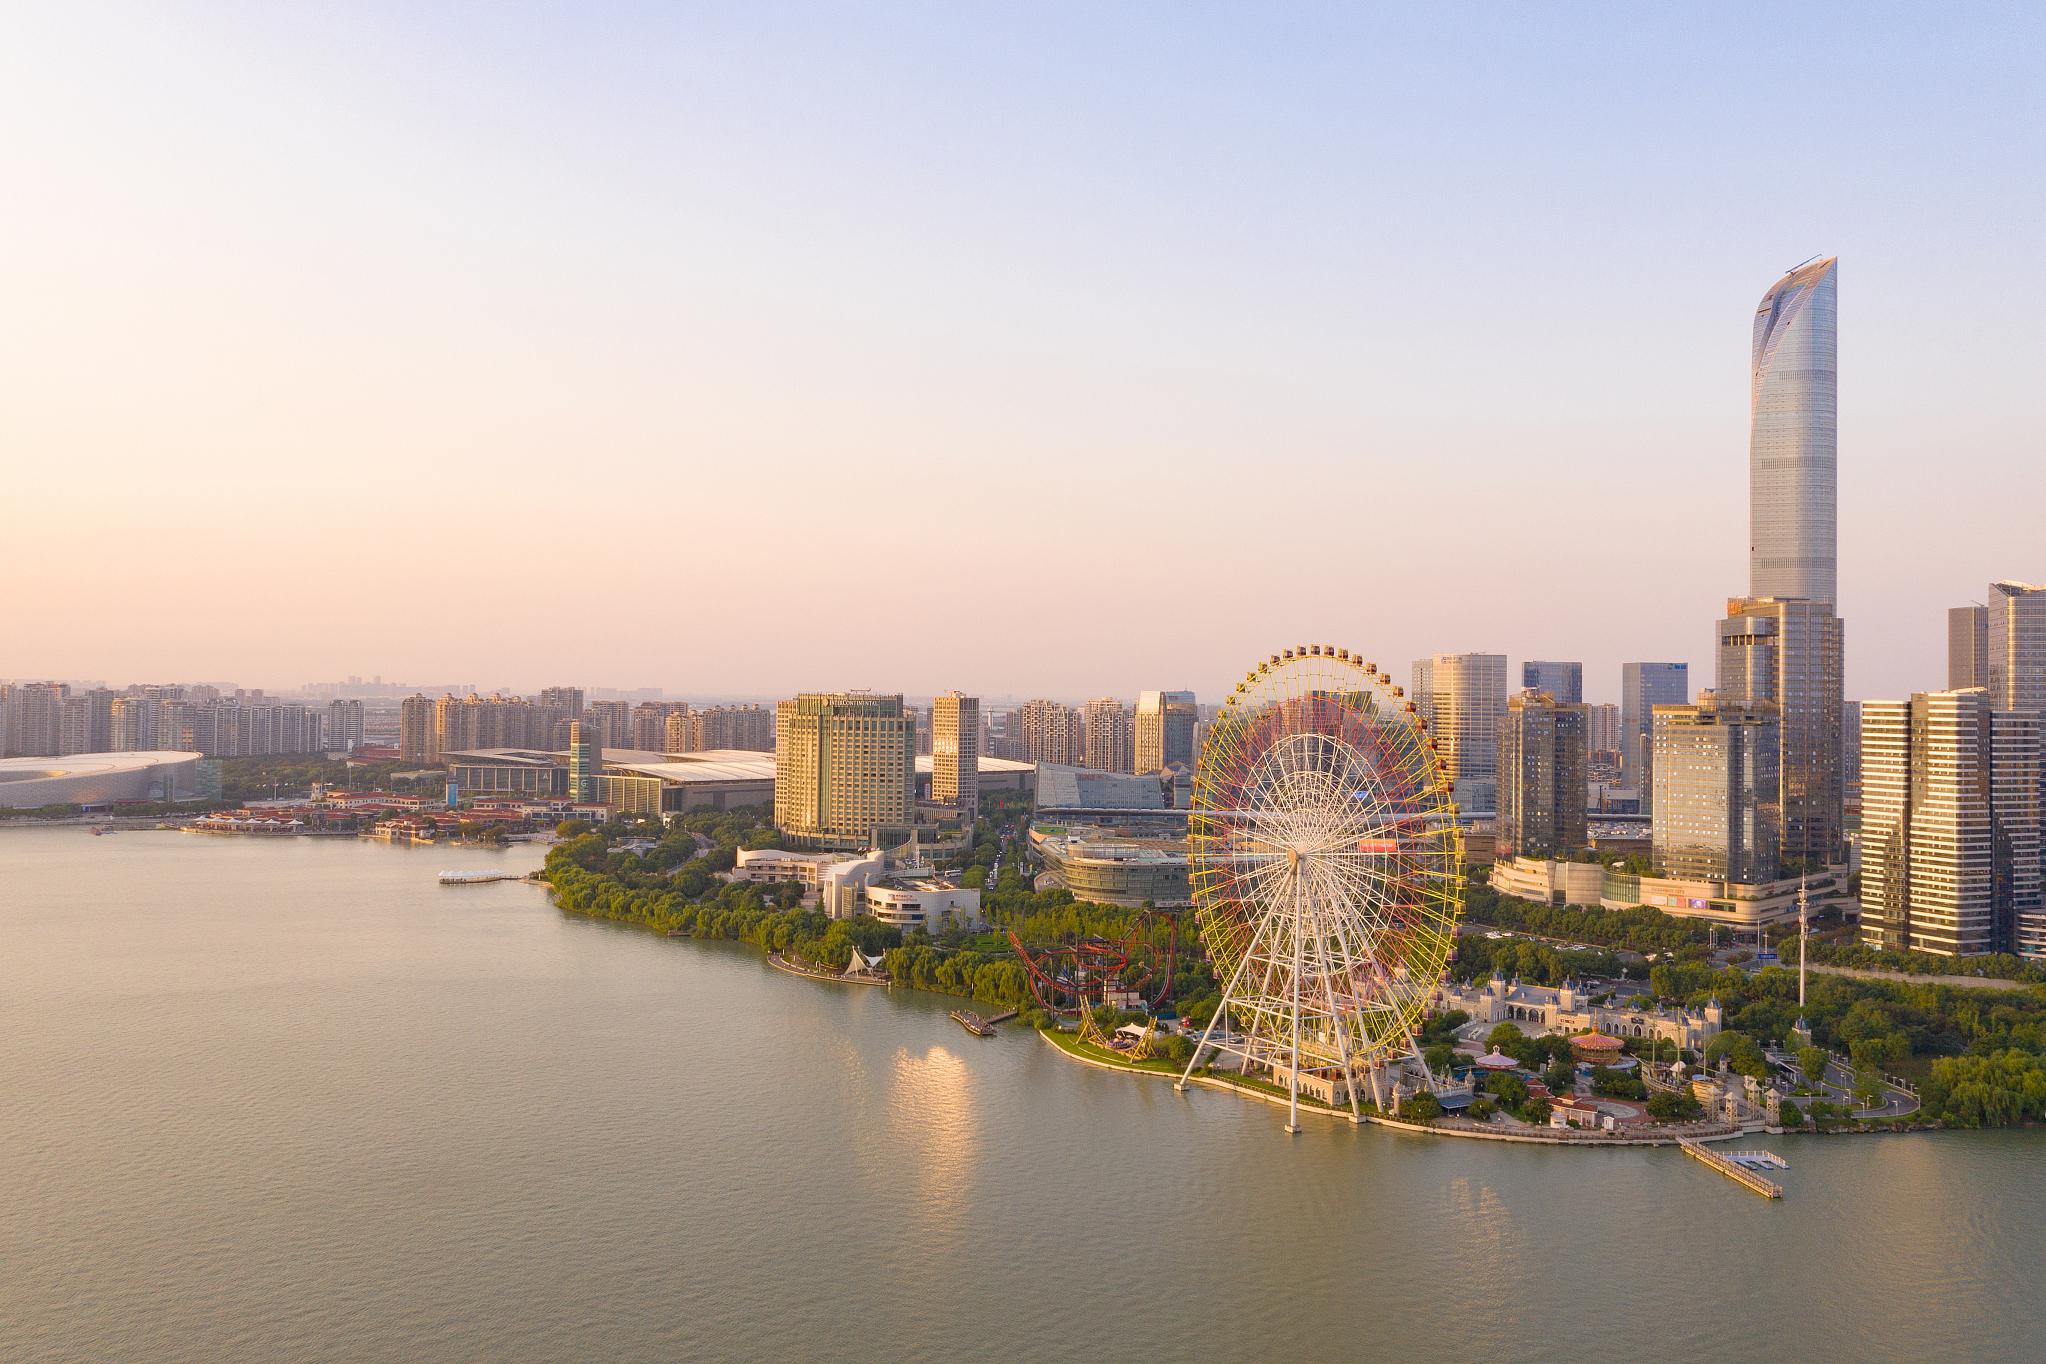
[4,4,2041,704]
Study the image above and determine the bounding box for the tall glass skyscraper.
[1749,256,1838,606]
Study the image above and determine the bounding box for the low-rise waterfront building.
[1029,821,1191,908]
[1438,972,1723,1052]
[1489,854,1806,927]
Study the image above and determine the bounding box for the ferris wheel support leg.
[1405,1031,1437,1097]
[1284,869,1304,1135]
[1175,913,1270,1094]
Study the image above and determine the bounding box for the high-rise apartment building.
[1949,605,1989,691]
[586,700,634,752]
[1019,699,1086,766]
[538,686,584,719]
[1497,690,1588,859]
[1416,655,1507,812]
[1082,697,1135,774]
[2,682,66,758]
[632,702,682,752]
[1409,660,1435,727]
[58,689,114,755]
[110,695,157,752]
[773,692,915,851]
[1134,691,1198,774]
[1860,690,2041,958]
[1717,595,1845,867]
[932,692,979,817]
[1749,256,1838,606]
[399,693,436,762]
[1621,663,1688,809]
[1520,661,1584,705]
[1988,581,2046,717]
[1651,694,1781,885]
[324,699,365,753]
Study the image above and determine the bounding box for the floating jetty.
[950,1010,996,1037]
[437,870,524,885]
[1679,1137,1784,1198]
[1727,1150,1790,1171]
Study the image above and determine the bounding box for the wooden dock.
[1678,1137,1783,1198]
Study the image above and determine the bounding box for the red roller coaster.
[1007,911,1180,1019]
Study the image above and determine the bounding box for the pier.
[950,1010,996,1037]
[438,870,524,885]
[1678,1137,1783,1198]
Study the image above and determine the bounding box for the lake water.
[3,828,2043,1362]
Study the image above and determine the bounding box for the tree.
[1542,1060,1576,1095]
[1796,1045,1829,1088]
[1484,1072,1528,1106]
[1486,1022,1526,1051]
[555,818,592,838]
[1776,1098,1803,1127]
[1646,1090,1704,1122]
[1397,1092,1442,1123]
[1423,1042,1458,1075]
[1590,1065,1646,1100]
[1704,1030,1770,1080]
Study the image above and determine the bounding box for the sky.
[3,3,2042,704]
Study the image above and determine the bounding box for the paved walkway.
[1808,962,2041,993]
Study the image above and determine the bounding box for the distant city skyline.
[3,7,2041,700]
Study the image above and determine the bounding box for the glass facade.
[1716,597,1845,866]
[1749,257,1838,606]
[1651,699,1780,885]
[1621,662,1688,810]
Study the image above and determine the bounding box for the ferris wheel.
[1176,645,1464,1131]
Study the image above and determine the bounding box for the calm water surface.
[3,828,2043,1362]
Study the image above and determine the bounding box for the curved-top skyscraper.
[1749,256,1837,605]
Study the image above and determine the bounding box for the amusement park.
[1007,645,1821,1170]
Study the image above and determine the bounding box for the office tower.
[1842,699,1862,795]
[1749,256,1838,606]
[1621,663,1689,808]
[1416,655,1507,812]
[1082,697,1135,774]
[1134,690,1198,774]
[1497,690,1588,859]
[1520,661,1584,705]
[1717,596,1846,867]
[774,692,916,850]
[1860,690,2041,958]
[1018,699,1085,766]
[324,699,365,753]
[399,693,436,762]
[1651,693,1781,885]
[932,692,979,817]
[1989,581,2046,716]
[1409,660,1435,727]
[1949,605,1989,691]
[538,686,584,719]
[2,682,65,758]
[568,720,601,804]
